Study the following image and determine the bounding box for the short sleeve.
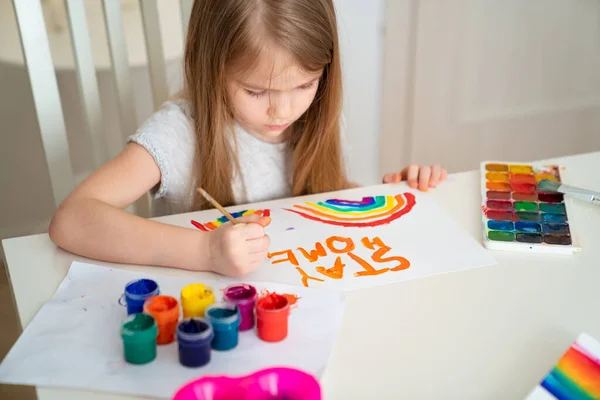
[127,100,194,199]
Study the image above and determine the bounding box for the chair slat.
[139,0,170,109]
[102,0,150,217]
[101,0,138,147]
[12,0,75,208]
[65,0,107,169]
[180,0,194,40]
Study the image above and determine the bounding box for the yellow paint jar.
[180,283,215,318]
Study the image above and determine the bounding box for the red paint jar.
[255,293,290,342]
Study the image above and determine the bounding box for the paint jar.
[121,313,157,365]
[177,318,214,368]
[223,283,257,331]
[121,278,160,315]
[256,293,290,342]
[180,283,215,318]
[205,302,241,351]
[143,295,180,345]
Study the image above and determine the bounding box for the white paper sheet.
[0,262,346,399]
[191,186,497,291]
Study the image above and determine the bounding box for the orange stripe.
[557,347,600,394]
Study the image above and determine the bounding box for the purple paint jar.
[223,284,257,331]
[177,318,214,368]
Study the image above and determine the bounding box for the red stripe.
[190,220,207,231]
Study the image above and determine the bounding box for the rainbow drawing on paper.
[284,193,416,227]
[191,209,270,232]
[526,332,600,400]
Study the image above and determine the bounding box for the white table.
[3,151,600,399]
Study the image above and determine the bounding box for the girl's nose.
[267,95,292,121]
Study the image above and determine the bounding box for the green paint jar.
[121,313,157,365]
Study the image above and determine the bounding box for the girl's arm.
[49,143,269,274]
[49,143,207,270]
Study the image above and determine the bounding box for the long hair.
[184,0,348,210]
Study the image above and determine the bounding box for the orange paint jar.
[255,293,290,342]
[143,295,180,345]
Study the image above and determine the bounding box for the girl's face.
[226,44,322,143]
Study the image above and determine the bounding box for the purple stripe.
[326,197,375,206]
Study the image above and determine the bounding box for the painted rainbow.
[284,193,416,227]
[526,333,600,400]
[191,209,270,232]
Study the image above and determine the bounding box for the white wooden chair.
[11,0,194,217]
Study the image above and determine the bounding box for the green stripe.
[547,368,595,400]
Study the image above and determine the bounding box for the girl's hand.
[206,214,271,277]
[383,164,448,192]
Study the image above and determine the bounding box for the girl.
[49,0,447,277]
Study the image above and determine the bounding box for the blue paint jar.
[205,302,241,351]
[177,318,214,368]
[120,279,160,315]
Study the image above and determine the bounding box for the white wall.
[336,0,385,185]
[381,0,600,173]
[0,1,386,247]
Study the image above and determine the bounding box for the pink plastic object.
[172,367,321,400]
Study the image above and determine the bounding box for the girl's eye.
[245,89,266,98]
[298,82,315,90]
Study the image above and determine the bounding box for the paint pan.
[143,295,180,345]
[180,283,215,318]
[177,318,214,368]
[121,279,160,315]
[255,293,290,343]
[205,302,241,351]
[223,284,257,331]
[121,313,157,365]
[480,161,580,254]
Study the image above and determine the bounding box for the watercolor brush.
[538,179,600,206]
[196,188,237,224]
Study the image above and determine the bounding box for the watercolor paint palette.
[480,161,580,254]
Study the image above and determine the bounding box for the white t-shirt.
[129,100,348,217]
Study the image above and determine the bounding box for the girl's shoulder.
[127,98,195,201]
[158,98,193,117]
[144,98,193,126]
[129,99,194,147]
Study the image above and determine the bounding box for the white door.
[381,0,600,173]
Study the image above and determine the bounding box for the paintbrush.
[196,187,237,224]
[538,179,600,206]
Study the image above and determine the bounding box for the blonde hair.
[184,0,348,210]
